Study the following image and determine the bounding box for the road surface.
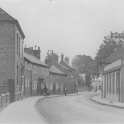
[37,92,124,124]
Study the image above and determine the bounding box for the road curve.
[36,92,124,124]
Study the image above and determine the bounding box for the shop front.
[103,59,123,102]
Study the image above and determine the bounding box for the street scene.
[1,92,124,124]
[0,0,124,124]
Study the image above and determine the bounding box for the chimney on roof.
[33,45,41,59]
[61,54,64,62]
[24,47,33,55]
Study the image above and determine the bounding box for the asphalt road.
[36,92,124,124]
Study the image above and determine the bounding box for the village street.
[37,92,124,124]
[1,92,124,124]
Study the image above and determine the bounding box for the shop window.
[112,72,115,95]
[116,70,120,101]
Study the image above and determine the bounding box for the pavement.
[91,94,124,109]
[0,96,48,124]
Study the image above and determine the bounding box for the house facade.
[45,51,78,94]
[46,65,67,94]
[0,8,25,102]
[102,47,124,102]
[24,51,49,97]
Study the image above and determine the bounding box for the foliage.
[72,55,93,73]
[95,36,123,67]
[86,60,97,74]
[85,73,92,87]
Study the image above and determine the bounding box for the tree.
[71,54,93,73]
[72,55,100,88]
[64,56,69,65]
[85,73,92,87]
[95,34,123,72]
[86,60,97,75]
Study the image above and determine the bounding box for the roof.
[49,65,66,76]
[60,61,75,72]
[105,47,124,64]
[54,64,69,74]
[0,8,25,38]
[24,52,48,68]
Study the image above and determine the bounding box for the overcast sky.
[0,0,124,61]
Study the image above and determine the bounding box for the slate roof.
[0,8,25,38]
[60,61,75,72]
[49,65,66,76]
[24,52,48,68]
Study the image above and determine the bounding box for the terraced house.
[0,8,25,102]
[45,51,78,94]
[24,47,49,97]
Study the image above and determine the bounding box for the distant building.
[45,50,59,66]
[45,51,78,94]
[46,65,67,94]
[0,8,25,102]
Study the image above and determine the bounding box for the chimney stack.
[61,54,64,62]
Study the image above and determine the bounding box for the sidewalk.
[91,94,124,109]
[0,96,48,124]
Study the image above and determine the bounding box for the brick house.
[0,8,25,102]
[46,65,67,94]
[24,48,49,97]
[45,51,78,94]
[59,55,78,93]
[102,47,124,102]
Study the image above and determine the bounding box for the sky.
[0,0,124,61]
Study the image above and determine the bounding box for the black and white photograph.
[0,0,124,124]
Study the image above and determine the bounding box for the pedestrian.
[64,88,67,96]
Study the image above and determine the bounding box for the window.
[17,33,18,55]
[33,81,37,90]
[116,70,120,100]
[32,81,35,90]
[104,74,106,97]
[25,79,30,88]
[107,73,109,95]
[19,36,20,56]
[16,33,21,57]
[112,72,115,95]
[17,65,19,85]
[109,73,111,95]
[35,82,37,89]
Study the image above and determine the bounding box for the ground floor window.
[116,70,120,101]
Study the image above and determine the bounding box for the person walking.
[64,88,67,96]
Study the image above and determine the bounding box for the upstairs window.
[17,33,19,56]
[16,33,20,57]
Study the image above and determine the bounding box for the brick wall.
[0,22,15,90]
